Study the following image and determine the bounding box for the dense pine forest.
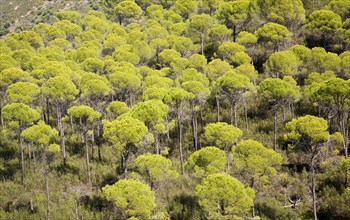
[0,0,349,219]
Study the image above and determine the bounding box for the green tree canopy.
[216,71,254,126]
[130,100,168,128]
[214,0,252,41]
[255,22,292,51]
[231,139,283,191]
[102,179,156,219]
[114,1,143,25]
[2,103,40,125]
[6,82,39,104]
[103,116,148,149]
[204,122,242,149]
[67,105,102,123]
[185,146,226,179]
[195,173,255,219]
[305,10,343,51]
[21,121,58,146]
[285,115,330,219]
[286,115,330,145]
[133,153,178,188]
[264,50,300,78]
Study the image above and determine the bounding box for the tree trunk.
[91,129,95,160]
[0,99,4,129]
[30,198,34,212]
[339,112,349,159]
[33,146,37,172]
[251,180,256,218]
[155,133,160,154]
[178,103,185,175]
[225,145,231,172]
[243,94,248,129]
[311,153,317,220]
[273,111,277,151]
[345,113,349,159]
[233,25,236,42]
[57,104,67,165]
[216,92,220,122]
[75,200,79,220]
[40,96,45,121]
[290,102,295,119]
[199,107,204,149]
[327,110,332,134]
[121,151,129,178]
[156,52,159,66]
[191,102,198,151]
[166,115,171,148]
[42,150,50,220]
[84,127,91,185]
[230,103,234,125]
[20,132,25,185]
[200,33,204,55]
[46,97,50,125]
[97,118,102,161]
[28,143,31,168]
[234,102,237,127]
[70,115,74,134]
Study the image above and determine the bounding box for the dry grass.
[0,0,97,35]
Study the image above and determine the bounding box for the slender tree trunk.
[178,103,184,175]
[121,151,129,178]
[20,129,25,185]
[40,96,46,123]
[345,160,349,187]
[251,204,255,219]
[251,180,256,218]
[233,25,237,42]
[290,102,295,119]
[79,118,84,142]
[328,111,332,134]
[194,112,198,151]
[166,115,170,148]
[42,150,50,220]
[75,200,79,220]
[200,33,204,55]
[97,118,102,161]
[273,111,277,151]
[345,113,349,159]
[230,103,234,125]
[1,99,4,129]
[30,198,34,212]
[57,104,66,165]
[234,103,237,127]
[28,143,31,168]
[33,147,36,172]
[311,152,317,220]
[84,127,91,185]
[225,145,231,171]
[191,102,198,151]
[339,112,349,159]
[70,115,74,133]
[216,92,220,122]
[91,129,95,160]
[155,133,160,154]
[128,91,133,107]
[243,94,248,129]
[199,107,204,149]
[46,98,50,125]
